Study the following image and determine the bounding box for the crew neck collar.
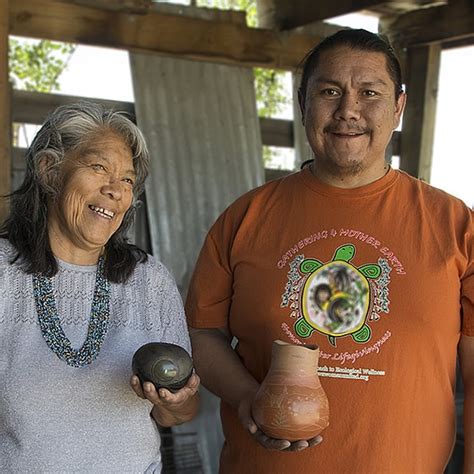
[57,258,98,273]
[300,165,399,198]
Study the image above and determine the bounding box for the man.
[185,29,473,473]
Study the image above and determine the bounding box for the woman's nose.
[101,179,122,200]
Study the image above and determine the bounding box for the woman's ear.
[37,153,60,193]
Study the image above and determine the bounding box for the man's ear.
[394,91,407,130]
[297,88,305,126]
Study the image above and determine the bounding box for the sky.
[431,47,474,208]
[14,10,474,208]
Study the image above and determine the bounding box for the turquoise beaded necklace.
[32,256,110,368]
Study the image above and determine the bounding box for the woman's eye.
[122,177,135,186]
[91,163,106,171]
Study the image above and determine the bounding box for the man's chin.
[327,158,365,177]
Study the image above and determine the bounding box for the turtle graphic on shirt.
[294,244,381,347]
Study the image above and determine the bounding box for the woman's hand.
[130,373,200,427]
[237,391,323,452]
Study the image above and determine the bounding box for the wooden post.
[292,72,312,169]
[400,44,441,181]
[0,0,11,223]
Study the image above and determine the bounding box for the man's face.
[299,46,406,177]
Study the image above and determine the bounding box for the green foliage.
[198,0,257,26]
[9,39,76,93]
[254,67,289,118]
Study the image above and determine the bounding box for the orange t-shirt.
[186,167,474,474]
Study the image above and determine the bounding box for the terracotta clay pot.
[252,340,329,441]
[132,342,193,392]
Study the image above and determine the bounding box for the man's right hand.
[237,390,323,452]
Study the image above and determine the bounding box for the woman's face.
[47,131,136,264]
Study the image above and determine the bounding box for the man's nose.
[334,93,361,121]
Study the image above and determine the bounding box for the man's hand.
[130,373,200,427]
[237,389,323,452]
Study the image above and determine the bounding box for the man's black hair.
[299,28,404,101]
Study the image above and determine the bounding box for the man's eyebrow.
[312,77,343,87]
[358,80,389,87]
[313,77,389,87]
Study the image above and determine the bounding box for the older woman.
[0,102,199,472]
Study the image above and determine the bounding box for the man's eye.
[322,89,339,96]
[363,90,377,97]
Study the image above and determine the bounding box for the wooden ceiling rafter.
[255,0,448,30]
[9,0,324,71]
[381,0,474,48]
[57,0,153,14]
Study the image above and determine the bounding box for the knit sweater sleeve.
[142,257,192,355]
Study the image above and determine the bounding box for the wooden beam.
[399,44,441,180]
[441,36,474,50]
[368,0,447,17]
[58,0,248,25]
[257,0,376,29]
[11,90,295,149]
[12,90,135,124]
[381,0,474,47]
[10,0,323,70]
[256,0,445,30]
[0,0,11,223]
[59,0,152,13]
[259,117,293,148]
[265,167,292,181]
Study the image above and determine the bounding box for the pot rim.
[274,339,319,351]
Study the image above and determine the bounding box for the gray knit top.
[0,239,191,473]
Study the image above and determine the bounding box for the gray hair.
[32,101,149,199]
[2,101,150,282]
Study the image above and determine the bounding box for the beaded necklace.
[32,256,110,368]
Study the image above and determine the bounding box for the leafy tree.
[8,38,75,146]
[9,39,75,93]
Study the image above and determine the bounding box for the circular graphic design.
[302,261,369,337]
[292,244,382,346]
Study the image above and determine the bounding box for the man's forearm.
[190,328,259,410]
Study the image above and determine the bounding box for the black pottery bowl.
[132,342,193,392]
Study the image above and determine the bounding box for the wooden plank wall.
[0,0,11,223]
